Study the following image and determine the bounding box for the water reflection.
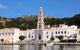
[0,44,80,50]
[58,45,64,50]
[0,45,19,50]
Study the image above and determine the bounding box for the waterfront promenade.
[54,42,80,45]
[0,40,46,45]
[0,40,80,45]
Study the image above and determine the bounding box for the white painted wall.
[0,25,78,43]
[0,28,20,43]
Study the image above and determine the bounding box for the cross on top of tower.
[39,6,44,17]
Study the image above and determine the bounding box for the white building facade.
[20,29,35,40]
[42,24,77,41]
[0,7,80,43]
[0,28,20,43]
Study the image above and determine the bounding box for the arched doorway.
[39,34,41,40]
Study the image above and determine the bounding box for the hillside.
[0,14,80,30]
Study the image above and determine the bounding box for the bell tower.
[35,7,44,40]
[37,7,44,29]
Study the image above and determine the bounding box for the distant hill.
[0,14,80,30]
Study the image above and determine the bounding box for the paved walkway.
[54,42,80,45]
[0,40,80,45]
[0,40,46,45]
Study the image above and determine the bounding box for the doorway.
[39,34,41,40]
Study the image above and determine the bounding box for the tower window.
[39,18,41,21]
[47,36,48,38]
[39,25,41,29]
[29,34,30,38]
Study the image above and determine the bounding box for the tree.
[1,39,4,43]
[57,35,63,41]
[19,36,26,50]
[19,36,26,41]
[50,36,54,41]
[0,23,4,29]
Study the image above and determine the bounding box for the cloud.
[0,4,8,9]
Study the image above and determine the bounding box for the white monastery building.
[0,7,80,43]
[0,28,20,43]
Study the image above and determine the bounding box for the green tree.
[0,23,4,29]
[1,39,4,43]
[50,36,54,41]
[19,36,26,41]
[57,35,63,41]
[19,36,26,50]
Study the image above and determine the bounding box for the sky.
[0,0,80,18]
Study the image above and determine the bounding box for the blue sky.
[0,0,80,18]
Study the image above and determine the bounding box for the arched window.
[32,36,33,38]
[58,31,60,34]
[55,31,57,34]
[61,31,63,34]
[9,33,10,35]
[3,33,4,35]
[12,33,14,35]
[6,33,7,35]
[64,31,66,34]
